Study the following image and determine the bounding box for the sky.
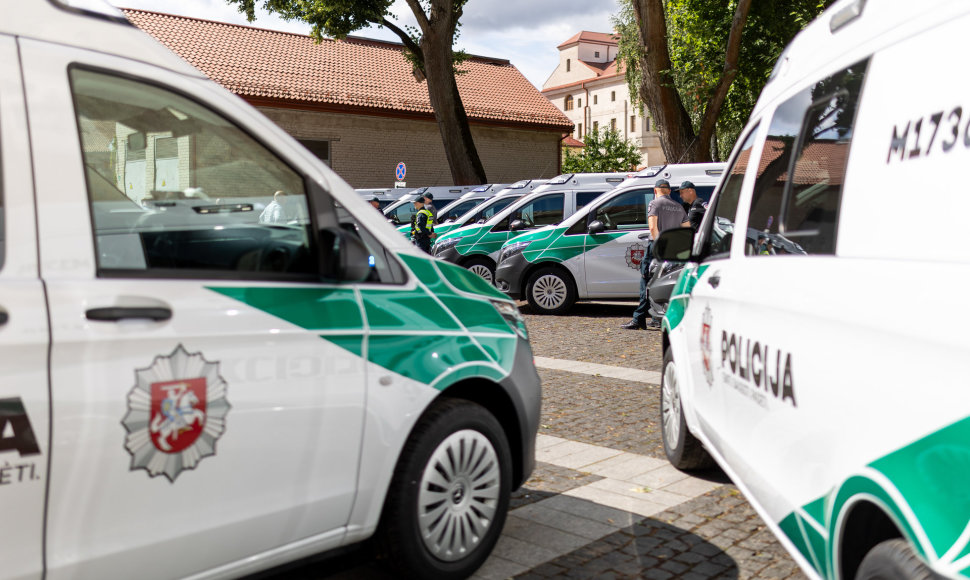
[111,0,620,89]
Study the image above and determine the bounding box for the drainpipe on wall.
[583,83,591,140]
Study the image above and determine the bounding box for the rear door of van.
[0,33,49,580]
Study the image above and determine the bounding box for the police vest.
[412,208,434,237]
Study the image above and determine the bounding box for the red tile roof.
[557,31,618,49]
[562,135,585,148]
[124,9,571,130]
[542,59,625,94]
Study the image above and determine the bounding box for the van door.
[0,34,49,580]
[581,188,655,297]
[672,126,762,457]
[21,41,366,579]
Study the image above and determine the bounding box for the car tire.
[856,539,943,580]
[661,349,714,470]
[464,256,495,285]
[525,266,576,315]
[376,399,512,580]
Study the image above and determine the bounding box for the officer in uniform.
[422,193,438,223]
[411,196,435,254]
[679,181,706,232]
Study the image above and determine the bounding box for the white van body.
[659,1,970,579]
[1,3,540,580]
[493,164,725,314]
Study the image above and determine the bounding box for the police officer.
[368,196,381,210]
[680,181,706,232]
[411,196,435,254]
[422,193,438,223]
[621,179,689,330]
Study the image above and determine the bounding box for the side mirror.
[319,228,373,282]
[510,219,527,231]
[587,220,606,234]
[653,227,694,262]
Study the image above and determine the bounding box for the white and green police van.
[1,3,540,579]
[653,1,970,579]
[432,173,626,284]
[493,165,724,314]
[393,183,510,238]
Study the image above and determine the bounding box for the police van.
[619,163,726,205]
[382,185,477,226]
[493,165,724,314]
[652,1,970,579]
[432,173,626,283]
[1,3,541,579]
[394,184,506,238]
[355,188,400,210]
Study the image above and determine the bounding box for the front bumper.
[432,243,462,263]
[495,252,530,299]
[499,335,541,488]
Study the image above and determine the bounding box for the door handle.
[707,273,721,288]
[86,307,172,322]
[0,308,7,326]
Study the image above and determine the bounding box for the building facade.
[542,32,665,167]
[125,10,572,189]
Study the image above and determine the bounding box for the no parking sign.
[395,162,407,181]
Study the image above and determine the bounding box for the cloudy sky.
[111,0,620,89]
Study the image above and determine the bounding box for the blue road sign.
[395,162,407,181]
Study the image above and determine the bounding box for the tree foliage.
[562,128,642,173]
[614,0,833,161]
[227,0,487,184]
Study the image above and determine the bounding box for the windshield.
[461,195,522,225]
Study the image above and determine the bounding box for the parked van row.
[654,1,970,579]
[2,3,540,579]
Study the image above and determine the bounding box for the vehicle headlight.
[490,299,528,339]
[498,241,531,264]
[434,236,463,251]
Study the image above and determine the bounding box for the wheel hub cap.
[418,429,500,562]
[532,274,567,310]
[662,360,681,446]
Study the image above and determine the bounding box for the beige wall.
[259,107,564,188]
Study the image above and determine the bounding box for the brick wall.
[258,107,564,188]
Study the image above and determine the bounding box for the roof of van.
[752,0,967,117]
[6,1,204,78]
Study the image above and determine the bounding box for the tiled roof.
[124,9,571,130]
[542,59,625,94]
[558,31,618,49]
[562,135,584,148]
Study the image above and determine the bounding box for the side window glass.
[443,200,477,222]
[700,126,760,261]
[72,68,317,277]
[576,191,604,210]
[334,204,406,284]
[594,189,654,230]
[747,60,868,256]
[515,194,564,227]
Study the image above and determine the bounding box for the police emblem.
[626,243,646,270]
[701,306,714,386]
[122,345,229,482]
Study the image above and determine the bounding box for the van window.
[505,194,564,229]
[440,199,480,222]
[700,126,759,261]
[576,191,605,209]
[746,60,868,256]
[70,68,317,278]
[594,189,654,231]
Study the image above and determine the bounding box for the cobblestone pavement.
[254,302,806,580]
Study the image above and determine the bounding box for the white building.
[542,31,665,167]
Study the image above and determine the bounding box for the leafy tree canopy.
[562,128,642,173]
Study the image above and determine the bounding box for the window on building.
[593,95,598,105]
[577,98,582,108]
[577,123,583,137]
[611,91,616,102]
[593,121,599,133]
[630,116,636,132]
[564,95,574,111]
[595,51,600,58]
[566,59,571,72]
[645,117,651,131]
[298,139,331,167]
[610,118,616,130]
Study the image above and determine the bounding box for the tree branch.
[380,17,424,63]
[404,0,431,34]
[697,0,753,153]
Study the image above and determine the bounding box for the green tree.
[228,0,487,185]
[614,0,833,162]
[562,128,642,173]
